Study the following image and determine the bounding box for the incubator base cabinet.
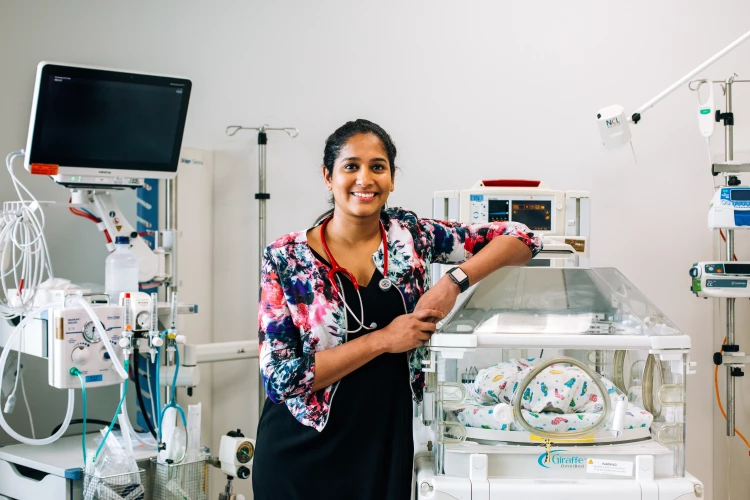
[415,462,703,500]
[413,266,704,500]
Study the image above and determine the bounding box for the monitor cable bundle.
[1,149,54,319]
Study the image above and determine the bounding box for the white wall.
[4,1,750,498]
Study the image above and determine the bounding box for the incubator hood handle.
[511,356,613,441]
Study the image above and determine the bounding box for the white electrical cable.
[0,150,54,319]
[19,366,35,438]
[2,350,22,414]
[0,310,74,445]
[119,382,154,447]
[12,351,21,398]
[76,298,128,380]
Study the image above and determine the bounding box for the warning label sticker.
[565,238,586,253]
[30,163,59,176]
[586,458,633,477]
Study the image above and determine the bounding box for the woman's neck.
[326,209,381,247]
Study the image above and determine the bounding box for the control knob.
[237,466,250,480]
[71,346,90,364]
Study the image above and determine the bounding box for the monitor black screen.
[488,199,510,222]
[730,189,750,201]
[28,64,191,173]
[724,263,750,274]
[511,200,552,231]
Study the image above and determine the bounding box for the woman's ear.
[322,166,332,189]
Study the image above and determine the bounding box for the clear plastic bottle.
[105,236,139,303]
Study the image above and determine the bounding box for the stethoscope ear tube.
[336,273,407,334]
[322,216,402,334]
[321,216,390,294]
[318,216,419,403]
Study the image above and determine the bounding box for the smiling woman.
[252,118,541,500]
[315,118,398,224]
[324,131,393,217]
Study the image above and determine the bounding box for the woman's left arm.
[414,220,542,318]
[450,234,533,284]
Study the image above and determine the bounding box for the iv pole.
[723,79,737,438]
[225,124,299,417]
[599,28,750,439]
[705,75,750,438]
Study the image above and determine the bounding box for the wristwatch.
[447,267,470,293]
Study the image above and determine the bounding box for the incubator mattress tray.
[447,357,654,439]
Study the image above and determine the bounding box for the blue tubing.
[157,402,187,442]
[93,360,129,464]
[72,370,87,466]
[154,330,168,433]
[171,347,180,402]
[155,331,189,451]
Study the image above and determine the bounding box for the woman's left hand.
[414,276,461,323]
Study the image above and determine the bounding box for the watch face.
[451,268,468,282]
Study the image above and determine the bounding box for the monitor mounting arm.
[73,189,172,284]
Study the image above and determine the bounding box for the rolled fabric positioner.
[450,397,653,432]
[471,358,615,413]
[456,358,653,432]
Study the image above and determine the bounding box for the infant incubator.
[413,266,704,500]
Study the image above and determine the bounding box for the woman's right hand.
[311,308,446,392]
[374,308,444,354]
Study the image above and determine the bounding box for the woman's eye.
[372,164,386,171]
[343,163,358,170]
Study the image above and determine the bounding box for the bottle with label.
[105,236,139,303]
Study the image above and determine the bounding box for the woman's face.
[324,133,394,219]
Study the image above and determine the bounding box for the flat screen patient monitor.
[24,62,191,188]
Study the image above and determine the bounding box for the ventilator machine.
[0,62,257,500]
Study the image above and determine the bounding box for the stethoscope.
[320,216,407,334]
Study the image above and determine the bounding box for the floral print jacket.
[258,208,542,431]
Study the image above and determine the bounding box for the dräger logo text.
[180,157,204,165]
[537,450,586,469]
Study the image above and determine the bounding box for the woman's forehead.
[337,133,387,160]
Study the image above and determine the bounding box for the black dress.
[253,256,414,500]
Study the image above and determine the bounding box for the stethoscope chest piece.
[321,216,406,334]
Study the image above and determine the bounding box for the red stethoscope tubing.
[319,216,388,292]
